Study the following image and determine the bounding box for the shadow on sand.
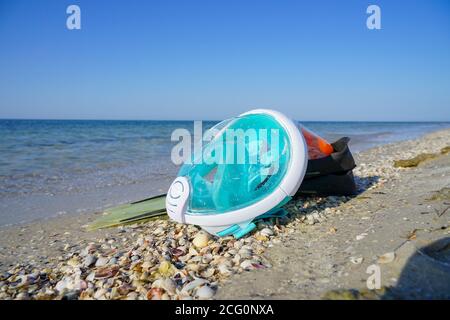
[381,237,450,299]
[323,237,450,300]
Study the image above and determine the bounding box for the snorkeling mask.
[166,109,308,238]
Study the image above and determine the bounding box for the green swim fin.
[87,194,168,230]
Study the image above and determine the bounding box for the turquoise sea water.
[0,119,449,226]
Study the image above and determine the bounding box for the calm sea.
[1,119,449,226]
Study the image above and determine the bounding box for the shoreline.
[2,122,449,228]
[0,128,449,299]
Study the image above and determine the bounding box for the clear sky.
[0,0,449,121]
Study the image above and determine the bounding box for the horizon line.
[1,118,450,123]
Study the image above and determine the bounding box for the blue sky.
[0,0,449,121]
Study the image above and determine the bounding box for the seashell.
[201,267,215,278]
[217,263,232,276]
[86,272,95,282]
[142,261,153,272]
[55,279,68,293]
[355,233,368,241]
[260,228,274,237]
[126,292,138,300]
[94,266,119,279]
[67,257,80,267]
[157,261,176,277]
[148,288,164,300]
[195,285,215,299]
[93,288,107,300]
[188,256,203,263]
[232,254,242,265]
[79,280,88,290]
[255,234,268,242]
[233,241,243,250]
[153,227,165,236]
[186,263,200,272]
[238,248,252,259]
[95,256,109,267]
[161,293,170,300]
[80,244,97,257]
[201,253,213,264]
[350,257,364,264]
[117,283,135,296]
[193,232,210,249]
[170,248,185,257]
[240,260,255,270]
[189,247,199,256]
[181,278,208,293]
[210,244,222,255]
[378,252,396,264]
[109,287,119,300]
[152,278,176,295]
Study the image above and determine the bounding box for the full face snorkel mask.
[166,109,308,238]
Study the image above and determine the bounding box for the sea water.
[1,119,449,226]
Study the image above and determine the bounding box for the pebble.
[84,255,97,267]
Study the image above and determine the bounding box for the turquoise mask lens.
[166,109,308,238]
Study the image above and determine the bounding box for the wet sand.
[0,128,449,299]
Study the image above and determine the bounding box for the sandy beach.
[0,128,449,300]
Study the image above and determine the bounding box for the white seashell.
[55,279,68,292]
[378,252,396,264]
[217,263,232,276]
[193,232,210,249]
[356,233,368,241]
[233,241,243,250]
[86,272,96,282]
[153,227,164,236]
[260,228,274,237]
[238,248,252,259]
[202,253,213,264]
[201,267,215,278]
[188,247,199,256]
[95,256,109,267]
[186,263,200,272]
[94,288,107,299]
[350,257,364,264]
[181,278,209,293]
[195,285,215,299]
[152,278,176,294]
[240,260,255,270]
